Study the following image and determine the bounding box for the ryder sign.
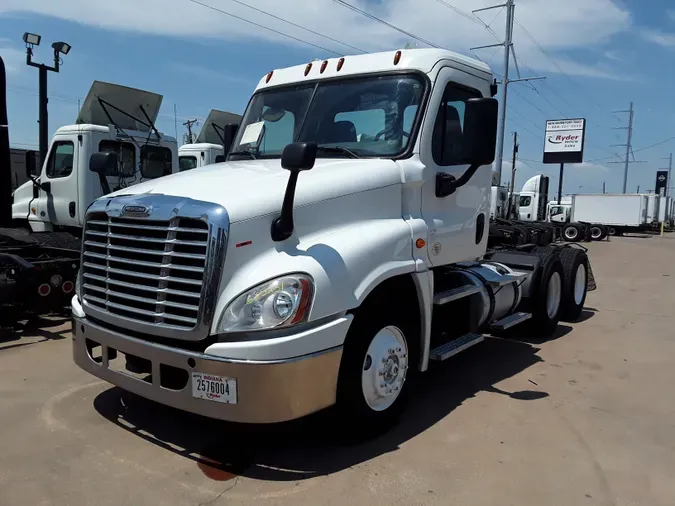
[543,118,586,164]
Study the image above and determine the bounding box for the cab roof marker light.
[304,63,312,76]
[265,71,273,83]
[337,58,345,71]
[393,50,402,65]
[320,60,328,74]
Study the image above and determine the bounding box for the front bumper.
[72,314,346,424]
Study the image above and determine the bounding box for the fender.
[210,184,419,334]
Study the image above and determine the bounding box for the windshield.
[230,73,425,160]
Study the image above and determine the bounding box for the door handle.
[69,201,76,218]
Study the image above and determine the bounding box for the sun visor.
[76,81,163,133]
[195,109,243,145]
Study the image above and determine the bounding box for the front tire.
[336,307,417,437]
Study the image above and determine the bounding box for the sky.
[1,0,674,196]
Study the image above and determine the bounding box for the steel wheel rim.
[574,264,587,305]
[361,326,408,412]
[608,227,616,235]
[546,272,562,318]
[564,227,578,240]
[590,227,602,239]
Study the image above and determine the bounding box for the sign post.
[542,118,586,203]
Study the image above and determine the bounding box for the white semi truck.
[71,49,596,434]
[12,81,179,234]
[178,109,242,171]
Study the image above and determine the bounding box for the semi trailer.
[70,48,596,434]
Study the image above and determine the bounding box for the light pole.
[22,32,71,164]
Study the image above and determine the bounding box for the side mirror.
[462,98,498,166]
[214,154,226,163]
[90,151,119,176]
[223,123,239,154]
[280,142,317,172]
[25,151,37,179]
[271,142,318,242]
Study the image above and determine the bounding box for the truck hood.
[107,158,402,222]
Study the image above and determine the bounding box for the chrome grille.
[82,212,209,330]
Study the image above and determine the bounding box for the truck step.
[429,333,484,361]
[490,312,532,331]
[433,285,482,305]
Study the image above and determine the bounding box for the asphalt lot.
[1,235,675,506]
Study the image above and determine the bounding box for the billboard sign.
[655,170,668,196]
[543,118,586,164]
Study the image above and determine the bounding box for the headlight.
[219,274,314,332]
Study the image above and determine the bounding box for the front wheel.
[336,309,417,437]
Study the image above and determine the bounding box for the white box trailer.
[570,194,649,234]
[658,196,668,224]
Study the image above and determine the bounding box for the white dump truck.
[178,109,242,171]
[71,49,596,434]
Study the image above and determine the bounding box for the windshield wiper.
[228,150,257,160]
[316,146,361,159]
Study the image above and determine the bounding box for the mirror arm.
[271,170,300,242]
[435,163,481,198]
[97,173,111,195]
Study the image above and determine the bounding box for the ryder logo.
[548,134,579,144]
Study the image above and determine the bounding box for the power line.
[225,0,365,53]
[433,0,484,26]
[331,0,441,48]
[188,0,343,55]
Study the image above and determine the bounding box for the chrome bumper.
[72,317,343,424]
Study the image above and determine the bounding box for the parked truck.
[1,77,179,323]
[178,109,242,171]
[70,48,596,434]
[549,194,651,238]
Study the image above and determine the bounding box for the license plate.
[191,372,237,404]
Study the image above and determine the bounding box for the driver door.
[37,138,80,227]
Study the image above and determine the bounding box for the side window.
[431,84,481,166]
[519,196,532,207]
[140,146,172,178]
[46,141,74,179]
[99,140,136,176]
[179,156,198,171]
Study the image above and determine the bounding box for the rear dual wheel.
[589,225,608,241]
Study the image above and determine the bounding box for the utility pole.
[507,131,518,218]
[661,153,673,197]
[602,181,606,194]
[609,102,645,193]
[183,118,199,144]
[471,0,545,186]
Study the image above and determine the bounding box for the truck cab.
[71,49,593,434]
[547,202,571,223]
[178,109,243,171]
[518,174,550,221]
[11,81,178,233]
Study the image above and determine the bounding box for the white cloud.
[641,29,675,48]
[0,0,632,79]
[568,162,610,173]
[668,9,675,22]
